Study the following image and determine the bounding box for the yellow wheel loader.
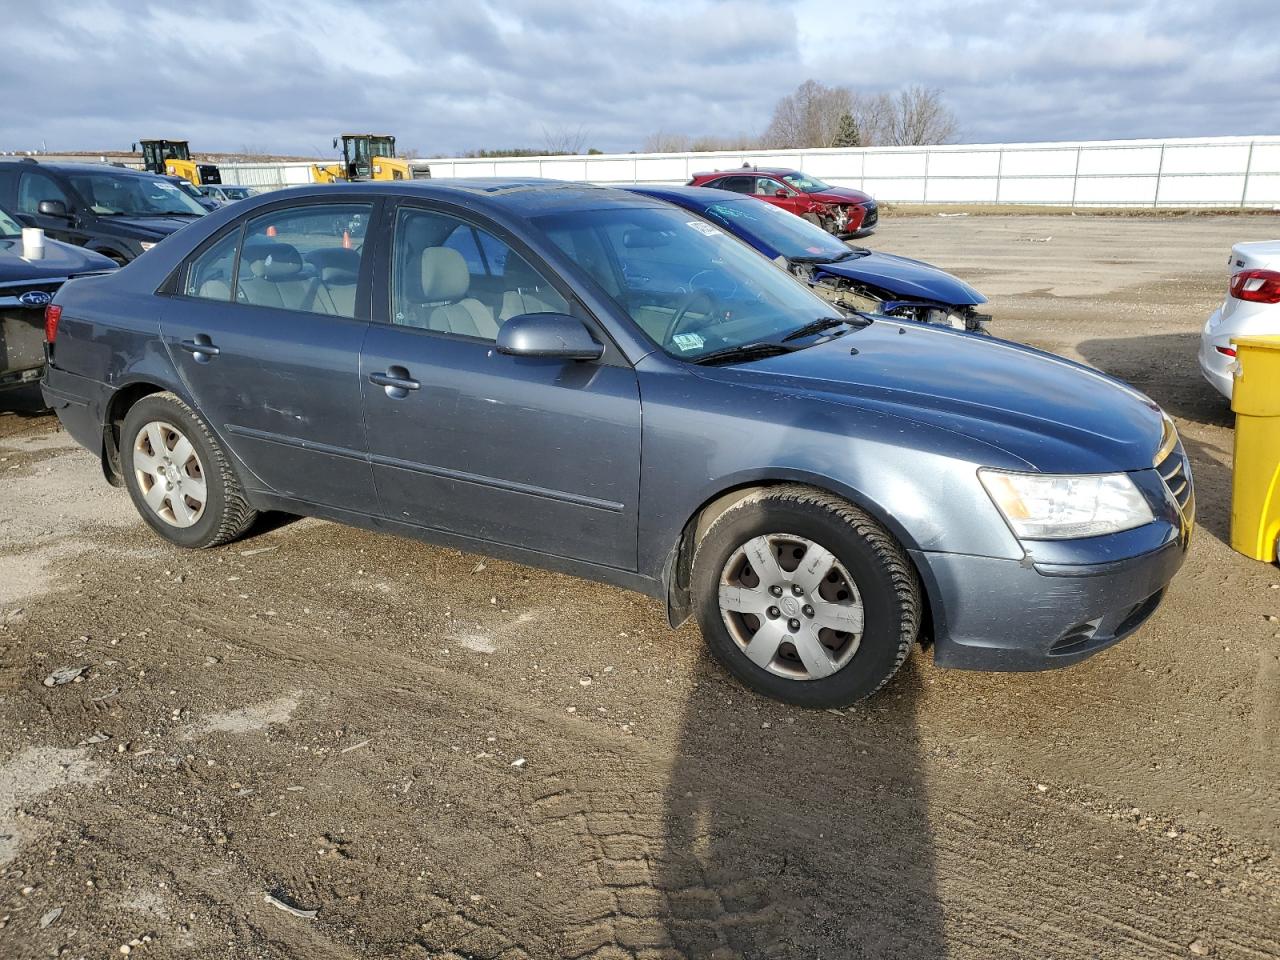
[134,140,221,185]
[311,134,431,183]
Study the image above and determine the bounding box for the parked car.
[687,166,877,238]
[1199,240,1280,399]
[163,175,219,212]
[199,184,258,205]
[43,179,1193,707]
[631,185,988,333]
[1,206,115,391]
[0,159,206,265]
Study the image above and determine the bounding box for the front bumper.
[839,202,878,239]
[913,465,1193,672]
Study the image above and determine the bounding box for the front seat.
[410,247,497,339]
[499,256,562,321]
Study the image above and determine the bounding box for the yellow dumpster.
[1230,334,1280,562]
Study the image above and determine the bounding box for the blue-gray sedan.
[40,179,1194,707]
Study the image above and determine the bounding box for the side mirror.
[496,313,604,361]
[37,200,69,218]
[774,188,789,198]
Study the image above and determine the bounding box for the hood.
[698,322,1166,474]
[814,250,986,306]
[101,215,202,239]
[0,236,117,282]
[809,187,873,205]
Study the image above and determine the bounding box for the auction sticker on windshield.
[686,221,722,237]
[672,332,705,351]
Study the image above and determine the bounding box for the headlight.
[979,469,1154,540]
[139,241,156,251]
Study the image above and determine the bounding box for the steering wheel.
[664,289,715,345]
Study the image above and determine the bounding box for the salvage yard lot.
[1,215,1278,959]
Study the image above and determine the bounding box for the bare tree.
[763,80,854,149]
[884,86,958,145]
[541,124,589,155]
[642,130,692,153]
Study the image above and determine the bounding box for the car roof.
[239,178,669,219]
[692,167,800,179]
[0,159,161,178]
[627,185,748,210]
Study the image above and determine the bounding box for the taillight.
[1229,269,1280,304]
[44,304,62,343]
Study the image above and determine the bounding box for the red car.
[686,167,877,239]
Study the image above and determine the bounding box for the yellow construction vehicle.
[311,134,431,183]
[134,140,222,185]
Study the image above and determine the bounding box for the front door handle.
[180,336,220,362]
[370,365,420,398]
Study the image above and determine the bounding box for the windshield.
[782,172,831,193]
[533,204,846,361]
[700,199,856,262]
[68,174,206,217]
[0,207,21,237]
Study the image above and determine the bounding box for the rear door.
[160,198,377,508]
[360,202,642,569]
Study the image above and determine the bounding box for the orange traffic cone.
[266,224,277,237]
[342,230,352,249]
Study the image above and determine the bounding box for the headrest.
[403,216,442,251]
[420,247,469,302]
[307,247,360,273]
[321,266,358,286]
[246,242,303,280]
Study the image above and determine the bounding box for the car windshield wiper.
[691,341,795,366]
[781,316,852,342]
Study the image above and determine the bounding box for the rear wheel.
[120,392,256,548]
[691,485,921,707]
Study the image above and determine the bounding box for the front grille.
[1156,440,1193,514]
[861,203,879,230]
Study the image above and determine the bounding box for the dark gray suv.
[41,180,1193,707]
[0,159,205,264]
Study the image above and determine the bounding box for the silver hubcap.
[133,421,207,528]
[718,534,864,681]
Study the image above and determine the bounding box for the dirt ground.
[1,214,1278,960]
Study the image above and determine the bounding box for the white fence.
[218,135,1280,208]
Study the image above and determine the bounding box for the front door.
[161,200,377,508]
[755,176,802,217]
[361,204,642,570]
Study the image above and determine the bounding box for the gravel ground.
[0,214,1277,960]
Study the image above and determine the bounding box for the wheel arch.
[661,471,934,640]
[100,377,189,486]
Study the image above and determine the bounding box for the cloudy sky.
[2,0,1277,157]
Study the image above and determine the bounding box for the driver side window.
[17,172,71,213]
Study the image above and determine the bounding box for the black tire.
[691,485,921,708]
[120,391,257,549]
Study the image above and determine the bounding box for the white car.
[1200,240,1280,399]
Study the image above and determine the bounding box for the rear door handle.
[370,366,420,397]
[180,336,220,361]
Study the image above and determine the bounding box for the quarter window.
[234,203,372,318]
[390,208,568,342]
[184,230,240,301]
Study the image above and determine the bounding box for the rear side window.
[184,230,240,300]
[710,176,753,194]
[234,203,372,318]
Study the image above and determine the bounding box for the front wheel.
[691,485,922,708]
[120,392,257,548]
